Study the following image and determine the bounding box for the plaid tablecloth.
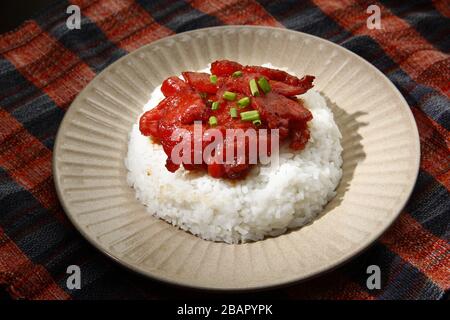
[0,0,448,300]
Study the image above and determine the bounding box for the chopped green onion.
[252,119,262,126]
[257,77,271,94]
[249,79,260,96]
[223,91,237,101]
[211,101,220,110]
[230,107,238,118]
[210,74,217,84]
[232,70,243,78]
[240,110,260,122]
[237,96,250,108]
[209,116,218,126]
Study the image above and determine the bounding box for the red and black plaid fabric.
[0,0,449,300]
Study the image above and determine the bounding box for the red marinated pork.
[139,60,314,179]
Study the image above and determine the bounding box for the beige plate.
[53,26,420,290]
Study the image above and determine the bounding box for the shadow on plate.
[282,93,368,234]
[315,94,368,219]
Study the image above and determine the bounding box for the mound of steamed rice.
[125,67,343,244]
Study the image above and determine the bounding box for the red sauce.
[139,60,314,179]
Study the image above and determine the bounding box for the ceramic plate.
[53,26,420,290]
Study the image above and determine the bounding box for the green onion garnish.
[237,97,250,108]
[257,77,271,93]
[210,74,217,84]
[223,91,237,101]
[252,119,262,126]
[232,70,243,78]
[240,110,260,121]
[211,101,219,110]
[249,79,260,96]
[230,107,238,118]
[209,116,218,126]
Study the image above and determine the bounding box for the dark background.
[1,0,55,300]
[0,1,56,33]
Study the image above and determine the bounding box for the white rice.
[125,65,343,244]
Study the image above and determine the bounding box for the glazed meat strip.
[139,60,315,179]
